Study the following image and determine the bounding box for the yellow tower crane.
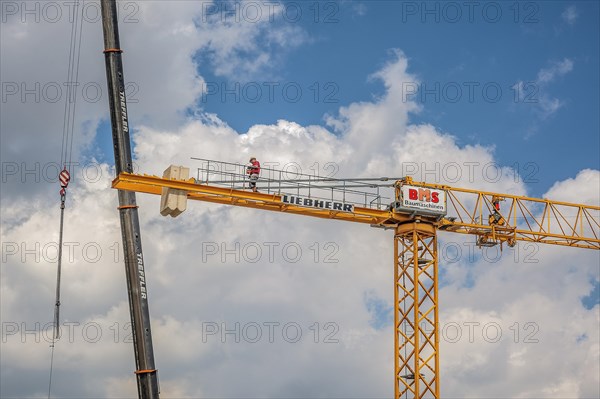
[112,159,599,399]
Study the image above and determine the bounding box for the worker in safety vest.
[246,157,260,192]
[489,196,506,226]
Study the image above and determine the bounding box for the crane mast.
[100,1,159,396]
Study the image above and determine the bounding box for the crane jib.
[281,194,354,213]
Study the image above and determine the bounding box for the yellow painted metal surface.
[395,223,439,399]
[113,173,600,250]
[113,172,401,226]
[408,178,600,250]
[112,171,599,399]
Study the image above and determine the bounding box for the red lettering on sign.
[418,188,430,202]
[409,189,418,200]
[431,192,439,203]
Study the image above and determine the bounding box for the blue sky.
[90,1,599,197]
[181,1,599,197]
[91,1,599,303]
[2,1,599,397]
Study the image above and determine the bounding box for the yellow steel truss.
[111,171,600,399]
[113,173,600,250]
[408,177,600,250]
[395,222,439,399]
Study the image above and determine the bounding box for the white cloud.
[194,1,308,81]
[436,170,599,397]
[514,58,574,120]
[1,5,598,399]
[561,5,579,26]
[544,169,600,206]
[538,96,563,116]
[537,59,574,84]
[352,3,368,17]
[0,0,308,206]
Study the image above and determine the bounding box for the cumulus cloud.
[544,169,600,206]
[197,3,308,81]
[0,0,308,204]
[1,5,598,399]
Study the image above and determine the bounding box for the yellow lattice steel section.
[111,170,599,399]
[406,177,600,250]
[113,173,600,250]
[395,222,439,399]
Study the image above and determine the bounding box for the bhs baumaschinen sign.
[281,194,354,213]
[400,185,447,215]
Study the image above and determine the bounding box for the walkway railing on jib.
[191,157,400,211]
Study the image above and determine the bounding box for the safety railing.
[190,157,399,210]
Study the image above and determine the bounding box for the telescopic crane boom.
[100,0,159,396]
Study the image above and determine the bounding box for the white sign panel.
[281,194,354,213]
[401,185,447,215]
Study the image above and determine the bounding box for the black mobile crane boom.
[100,1,159,396]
